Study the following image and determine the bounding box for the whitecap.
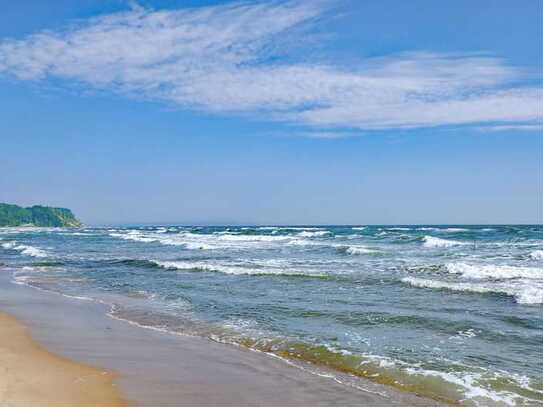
[445,262,543,280]
[297,230,330,238]
[530,250,543,260]
[422,236,466,248]
[1,242,48,258]
[110,232,215,249]
[217,234,289,242]
[343,246,379,255]
[402,277,543,304]
[287,239,320,246]
[152,260,324,277]
[258,226,323,231]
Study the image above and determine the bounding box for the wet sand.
[0,270,444,406]
[0,312,125,407]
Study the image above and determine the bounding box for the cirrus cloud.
[1,0,542,132]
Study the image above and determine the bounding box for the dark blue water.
[1,225,542,406]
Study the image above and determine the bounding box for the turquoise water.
[1,225,543,405]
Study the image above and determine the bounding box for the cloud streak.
[1,0,543,131]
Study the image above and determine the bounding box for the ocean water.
[1,225,542,406]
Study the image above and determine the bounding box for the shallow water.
[1,225,542,406]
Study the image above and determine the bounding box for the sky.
[0,0,542,225]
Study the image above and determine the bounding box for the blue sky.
[1,0,542,225]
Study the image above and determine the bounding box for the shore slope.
[0,312,125,407]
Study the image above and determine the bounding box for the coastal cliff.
[0,203,82,227]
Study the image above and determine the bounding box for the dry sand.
[0,312,126,407]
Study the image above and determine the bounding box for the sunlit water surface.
[1,225,542,406]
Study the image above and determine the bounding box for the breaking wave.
[297,230,330,238]
[109,230,295,250]
[402,277,543,304]
[152,260,326,278]
[337,245,380,255]
[422,236,466,248]
[444,262,543,280]
[1,241,48,258]
[109,231,216,249]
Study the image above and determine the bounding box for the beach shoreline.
[0,267,444,407]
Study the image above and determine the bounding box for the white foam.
[297,231,330,238]
[287,239,319,246]
[422,236,466,248]
[110,230,301,250]
[530,250,543,260]
[0,226,58,234]
[455,329,477,339]
[110,232,215,249]
[351,227,366,230]
[417,227,469,232]
[402,277,543,304]
[442,228,469,232]
[402,365,521,406]
[355,352,537,405]
[110,232,157,243]
[153,260,323,277]
[1,242,48,258]
[217,234,289,242]
[257,226,323,231]
[444,262,543,280]
[344,246,379,255]
[2,242,16,249]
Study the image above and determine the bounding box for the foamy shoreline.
[0,268,443,407]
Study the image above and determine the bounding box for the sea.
[1,225,542,406]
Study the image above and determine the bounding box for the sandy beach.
[0,268,444,407]
[0,311,125,407]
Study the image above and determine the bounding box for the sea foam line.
[152,260,326,278]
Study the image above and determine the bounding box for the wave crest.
[422,236,466,248]
[445,262,543,280]
[336,245,379,255]
[152,260,326,278]
[1,241,48,258]
[402,277,543,304]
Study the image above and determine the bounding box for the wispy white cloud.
[478,124,543,132]
[1,0,542,131]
